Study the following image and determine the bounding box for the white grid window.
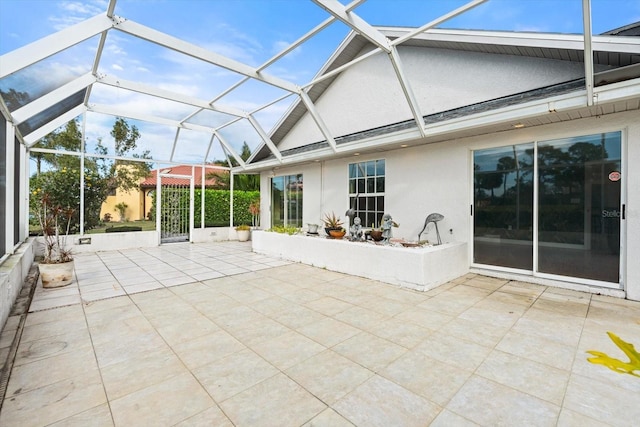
[348,159,385,228]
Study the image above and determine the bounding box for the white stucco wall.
[0,241,35,331]
[262,110,640,300]
[279,46,588,152]
[253,231,468,291]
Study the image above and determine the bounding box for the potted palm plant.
[31,190,75,288]
[322,212,346,239]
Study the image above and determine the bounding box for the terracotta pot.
[38,260,75,288]
[370,230,384,241]
[328,228,346,239]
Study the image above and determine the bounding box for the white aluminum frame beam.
[4,123,15,254]
[299,91,338,151]
[24,104,86,147]
[106,0,117,17]
[396,28,640,54]
[247,115,282,162]
[86,31,108,105]
[169,128,180,162]
[0,13,113,78]
[240,77,640,173]
[12,73,96,124]
[391,0,488,46]
[113,17,301,94]
[582,0,595,106]
[307,0,487,89]
[87,104,264,163]
[313,0,428,136]
[88,103,178,128]
[88,103,250,137]
[388,45,426,137]
[29,146,182,168]
[313,0,391,53]
[0,94,14,123]
[214,130,246,168]
[96,74,247,118]
[304,0,489,139]
[180,6,349,131]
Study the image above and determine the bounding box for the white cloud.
[111,64,124,71]
[49,0,106,31]
[272,40,303,59]
[49,15,86,32]
[59,1,103,15]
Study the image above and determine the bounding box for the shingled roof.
[139,165,227,188]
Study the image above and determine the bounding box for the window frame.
[348,159,385,229]
[271,173,303,228]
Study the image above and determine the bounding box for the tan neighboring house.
[100,164,227,222]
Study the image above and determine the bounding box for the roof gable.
[251,25,640,164]
[139,165,227,188]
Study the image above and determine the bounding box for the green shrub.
[149,189,259,228]
[105,225,142,233]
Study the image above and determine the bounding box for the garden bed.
[252,231,468,291]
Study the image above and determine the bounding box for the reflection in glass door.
[473,144,534,270]
[537,133,621,283]
[271,174,303,227]
[473,131,622,285]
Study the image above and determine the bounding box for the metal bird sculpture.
[419,213,444,245]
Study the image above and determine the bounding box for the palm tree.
[206,142,259,191]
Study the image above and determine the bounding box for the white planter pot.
[237,229,251,242]
[38,260,75,288]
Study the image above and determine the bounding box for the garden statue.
[381,213,394,243]
[345,208,355,225]
[419,212,444,245]
[349,216,364,241]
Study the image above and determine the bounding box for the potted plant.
[369,221,384,241]
[114,201,128,222]
[249,201,260,228]
[235,224,251,242]
[31,190,75,288]
[322,212,346,239]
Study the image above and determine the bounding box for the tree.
[476,170,503,200]
[207,141,259,191]
[101,117,152,194]
[0,88,30,111]
[497,155,516,198]
[32,120,83,175]
[29,117,151,231]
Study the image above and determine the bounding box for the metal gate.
[157,172,194,244]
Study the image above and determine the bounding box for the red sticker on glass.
[608,171,621,182]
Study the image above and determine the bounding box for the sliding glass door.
[537,133,621,283]
[473,131,622,285]
[474,143,534,270]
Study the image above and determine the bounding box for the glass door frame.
[470,130,627,290]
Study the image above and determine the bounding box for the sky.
[1,0,639,167]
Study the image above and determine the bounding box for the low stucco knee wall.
[0,240,35,331]
[252,231,468,291]
[64,231,159,254]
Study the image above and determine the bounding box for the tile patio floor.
[1,241,639,426]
